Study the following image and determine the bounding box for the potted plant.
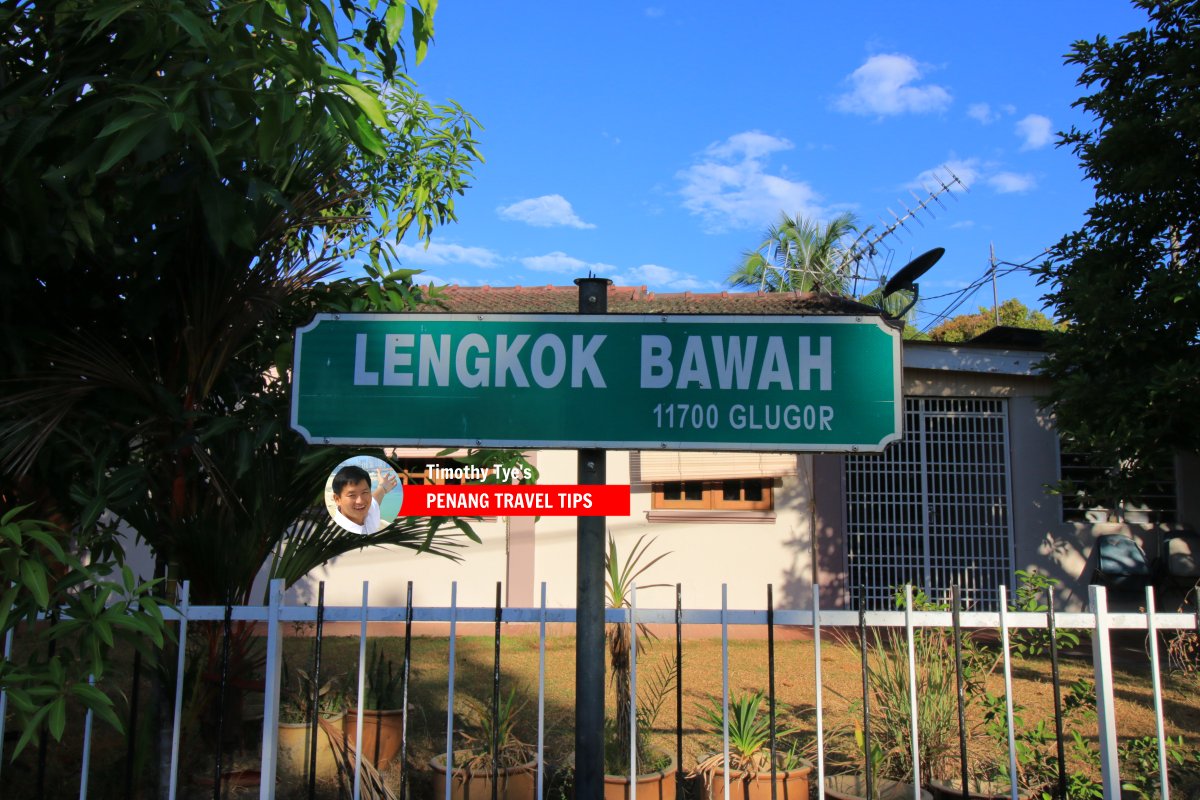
[691,689,812,800]
[431,688,537,800]
[345,642,407,768]
[825,722,931,800]
[277,663,347,782]
[603,534,678,800]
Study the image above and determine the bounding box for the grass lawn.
[6,624,1200,799]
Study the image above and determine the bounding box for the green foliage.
[728,212,860,294]
[0,0,487,603]
[1117,735,1200,799]
[982,678,1095,794]
[1008,569,1082,657]
[279,662,346,724]
[364,643,404,710]
[926,298,1063,343]
[1036,0,1200,504]
[603,534,674,776]
[0,506,170,757]
[455,688,535,776]
[692,690,806,781]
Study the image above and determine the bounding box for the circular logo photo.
[324,455,403,534]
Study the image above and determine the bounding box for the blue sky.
[393,1,1149,332]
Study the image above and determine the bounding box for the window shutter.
[631,451,798,483]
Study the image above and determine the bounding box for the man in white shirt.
[331,465,398,534]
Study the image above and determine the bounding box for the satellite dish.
[882,247,944,298]
[881,246,944,318]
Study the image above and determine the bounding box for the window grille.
[1058,441,1177,524]
[844,397,1013,610]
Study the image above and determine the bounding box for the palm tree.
[728,211,860,294]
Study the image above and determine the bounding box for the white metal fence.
[1,581,1197,800]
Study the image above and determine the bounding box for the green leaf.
[410,6,431,63]
[48,697,68,741]
[95,109,157,139]
[384,0,406,43]
[310,0,338,51]
[340,82,390,130]
[0,504,32,526]
[97,119,155,174]
[11,705,51,758]
[20,560,50,609]
[168,10,209,45]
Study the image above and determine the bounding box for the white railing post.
[998,585,1018,800]
[259,578,285,800]
[444,581,458,800]
[1145,587,1169,800]
[721,584,730,800]
[629,582,638,797]
[167,581,190,800]
[812,586,825,800]
[903,585,920,798]
[1090,585,1120,798]
[537,582,547,800]
[353,581,369,800]
[79,674,95,800]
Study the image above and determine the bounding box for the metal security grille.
[844,397,1013,610]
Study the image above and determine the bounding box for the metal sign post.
[574,276,609,800]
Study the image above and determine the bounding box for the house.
[291,285,1200,613]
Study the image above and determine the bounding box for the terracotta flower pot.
[430,752,538,800]
[604,753,678,800]
[277,713,345,782]
[824,773,933,800]
[698,762,812,800]
[345,708,405,768]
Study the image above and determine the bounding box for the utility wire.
[916,249,1050,333]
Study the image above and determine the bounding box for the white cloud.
[1015,114,1053,150]
[610,264,721,292]
[520,251,617,274]
[677,131,825,232]
[395,241,502,268]
[497,194,595,229]
[909,159,983,192]
[966,103,996,124]
[412,273,494,287]
[515,252,715,292]
[644,7,665,17]
[988,172,1037,193]
[909,159,1035,195]
[834,54,952,116]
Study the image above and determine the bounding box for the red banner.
[399,485,630,517]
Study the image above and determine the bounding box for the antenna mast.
[842,167,967,297]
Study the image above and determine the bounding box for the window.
[652,478,773,511]
[844,398,1012,611]
[1058,442,1176,524]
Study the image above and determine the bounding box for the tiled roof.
[419,284,883,316]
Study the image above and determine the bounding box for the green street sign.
[291,313,901,452]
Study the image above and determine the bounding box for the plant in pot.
[431,687,537,800]
[345,642,407,768]
[691,689,812,800]
[277,662,348,783]
[603,533,678,800]
[827,587,970,799]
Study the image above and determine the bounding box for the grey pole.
[575,276,611,800]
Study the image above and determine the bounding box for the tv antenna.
[842,166,967,298]
[754,167,967,298]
